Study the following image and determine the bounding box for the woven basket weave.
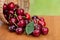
[0,0,29,24]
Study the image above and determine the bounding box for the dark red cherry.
[9,18,17,25]
[41,27,49,35]
[25,20,29,25]
[8,10,14,15]
[8,25,17,32]
[25,13,30,20]
[3,3,7,10]
[16,27,24,34]
[17,20,26,28]
[39,17,45,21]
[38,21,46,26]
[33,19,37,24]
[3,9,8,14]
[16,9,24,16]
[17,15,23,21]
[34,24,42,30]
[32,29,41,37]
[8,2,15,10]
[32,16,38,20]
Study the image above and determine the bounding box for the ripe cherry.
[16,27,24,34]
[8,25,17,32]
[38,21,46,26]
[39,17,44,21]
[25,13,30,20]
[25,20,29,25]
[41,27,49,35]
[17,20,26,28]
[32,29,41,37]
[8,10,14,15]
[8,2,15,10]
[9,18,17,25]
[16,9,24,16]
[32,16,38,20]
[3,3,7,10]
[33,19,37,24]
[34,24,42,30]
[3,9,8,14]
[14,4,19,12]
[17,15,23,21]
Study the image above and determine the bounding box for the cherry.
[14,4,19,12]
[32,16,38,20]
[25,13,30,20]
[32,29,40,37]
[9,18,17,25]
[17,20,26,28]
[8,25,17,32]
[3,3,7,10]
[38,21,46,26]
[8,10,14,15]
[16,27,24,34]
[41,27,49,35]
[16,9,24,16]
[3,9,8,14]
[39,17,44,21]
[34,24,42,30]
[17,15,23,21]
[33,19,37,24]
[8,2,15,10]
[25,20,29,25]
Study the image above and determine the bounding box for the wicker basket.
[0,0,29,24]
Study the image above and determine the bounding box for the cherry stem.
[14,12,17,17]
[13,22,18,27]
[9,14,11,19]
[14,12,19,21]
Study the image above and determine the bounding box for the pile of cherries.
[3,2,49,37]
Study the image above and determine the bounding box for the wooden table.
[0,16,60,40]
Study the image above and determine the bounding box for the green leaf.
[25,21,34,35]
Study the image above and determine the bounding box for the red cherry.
[3,3,7,10]
[8,10,14,15]
[39,17,45,21]
[25,20,29,25]
[14,4,19,12]
[33,19,37,24]
[3,9,8,14]
[9,18,17,25]
[8,25,17,32]
[41,27,49,35]
[34,24,42,30]
[25,13,30,20]
[32,29,41,37]
[38,21,46,26]
[16,9,24,16]
[32,16,38,20]
[17,20,26,27]
[16,27,24,34]
[17,15,23,21]
[8,2,15,10]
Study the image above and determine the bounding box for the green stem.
[9,14,11,19]
[13,22,18,27]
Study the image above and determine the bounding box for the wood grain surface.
[0,16,60,40]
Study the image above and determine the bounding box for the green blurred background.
[29,0,60,16]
